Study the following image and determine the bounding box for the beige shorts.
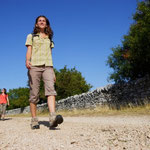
[28,66,57,104]
[0,103,7,115]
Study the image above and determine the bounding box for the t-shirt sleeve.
[25,34,33,46]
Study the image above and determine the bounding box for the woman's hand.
[26,60,32,69]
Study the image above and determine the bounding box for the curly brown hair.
[33,15,53,40]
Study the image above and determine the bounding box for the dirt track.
[0,115,150,150]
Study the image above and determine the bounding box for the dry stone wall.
[6,75,150,115]
[56,75,150,110]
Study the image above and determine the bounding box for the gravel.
[0,115,150,150]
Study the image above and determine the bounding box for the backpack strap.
[31,33,39,42]
[51,41,54,49]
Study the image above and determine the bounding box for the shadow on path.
[0,118,12,121]
[39,121,49,128]
[39,121,60,130]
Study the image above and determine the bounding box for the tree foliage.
[8,88,29,110]
[55,66,92,100]
[107,0,150,83]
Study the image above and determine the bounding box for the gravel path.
[0,115,150,150]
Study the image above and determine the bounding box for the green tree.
[55,66,92,100]
[107,0,150,83]
[8,88,29,110]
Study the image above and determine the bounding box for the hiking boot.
[49,112,63,129]
[0,115,4,121]
[31,117,40,129]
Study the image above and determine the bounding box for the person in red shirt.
[0,88,9,121]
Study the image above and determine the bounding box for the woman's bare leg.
[47,95,55,113]
[30,103,37,118]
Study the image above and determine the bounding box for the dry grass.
[7,104,150,117]
[57,104,150,117]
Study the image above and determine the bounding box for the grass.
[56,104,150,117]
[7,104,150,117]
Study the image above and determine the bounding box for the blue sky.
[0,0,138,91]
